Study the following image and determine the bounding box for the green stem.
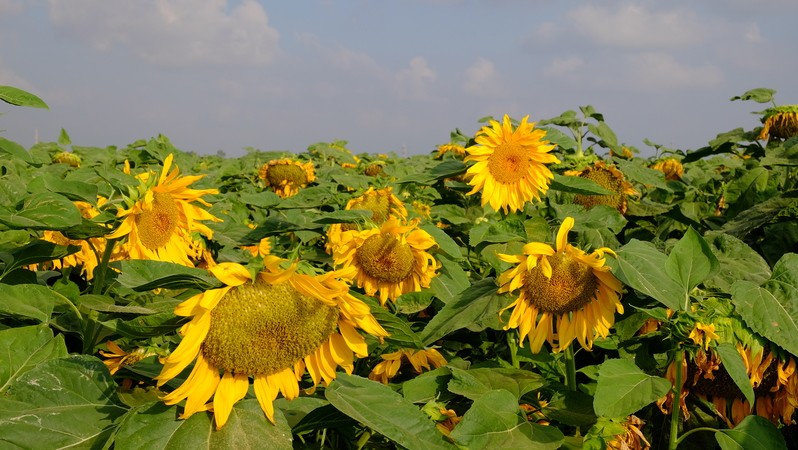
[507,332,519,369]
[668,349,684,450]
[91,238,117,295]
[674,427,718,447]
[564,344,577,391]
[356,429,372,450]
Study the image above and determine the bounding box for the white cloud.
[394,56,437,100]
[744,23,764,44]
[543,56,585,79]
[568,3,708,48]
[0,0,22,15]
[0,62,37,92]
[298,33,387,78]
[463,57,503,97]
[624,52,724,89]
[47,0,279,67]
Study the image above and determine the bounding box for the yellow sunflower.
[650,158,684,181]
[258,158,315,198]
[107,154,220,266]
[758,105,798,141]
[332,218,439,305]
[368,347,447,384]
[325,187,408,254]
[434,143,467,159]
[155,258,388,429]
[497,217,624,353]
[52,151,82,167]
[39,199,108,279]
[464,114,560,214]
[99,341,157,375]
[565,161,638,214]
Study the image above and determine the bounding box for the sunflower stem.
[674,427,718,447]
[91,238,118,295]
[355,429,372,450]
[668,349,684,450]
[507,332,519,369]
[564,344,577,391]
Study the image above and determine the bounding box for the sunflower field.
[1,85,798,450]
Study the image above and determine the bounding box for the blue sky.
[1,0,797,158]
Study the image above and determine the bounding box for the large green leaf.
[593,359,671,418]
[447,366,544,401]
[421,223,463,261]
[664,227,719,305]
[0,192,82,230]
[0,85,48,108]
[325,374,454,450]
[0,136,34,164]
[715,415,787,450]
[356,293,425,349]
[429,254,470,304]
[0,325,67,393]
[449,389,563,450]
[549,173,613,195]
[115,259,223,292]
[715,343,755,407]
[0,283,60,323]
[0,355,128,449]
[402,367,454,404]
[704,231,771,292]
[611,240,684,311]
[112,400,293,450]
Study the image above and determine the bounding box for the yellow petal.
[213,372,249,429]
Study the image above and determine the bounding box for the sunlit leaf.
[0,325,67,393]
[664,227,719,297]
[447,366,545,401]
[715,343,755,407]
[593,358,671,418]
[115,259,223,292]
[0,85,48,108]
[0,283,60,323]
[611,240,684,311]
[0,192,82,230]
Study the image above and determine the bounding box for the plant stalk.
[668,349,684,450]
[564,344,577,391]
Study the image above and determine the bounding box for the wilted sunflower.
[38,199,108,279]
[497,217,624,353]
[464,114,560,214]
[155,259,388,429]
[325,187,408,254]
[606,416,651,450]
[565,161,638,214]
[650,158,684,181]
[758,105,798,141]
[368,347,447,384]
[332,218,439,305]
[100,341,157,375]
[107,154,220,266]
[258,158,315,198]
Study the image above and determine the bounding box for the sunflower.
[497,217,624,353]
[758,105,798,141]
[434,143,467,159]
[100,341,157,375]
[325,187,408,254]
[155,258,388,429]
[565,161,638,214]
[39,199,108,279]
[650,157,684,181]
[107,154,220,266]
[368,347,447,384]
[332,218,440,305]
[464,114,560,214]
[52,151,82,167]
[606,416,650,450]
[258,158,315,198]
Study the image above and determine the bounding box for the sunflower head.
[758,105,798,141]
[258,158,316,198]
[368,347,447,384]
[332,218,439,305]
[326,187,409,254]
[37,200,108,278]
[435,143,467,160]
[155,260,388,429]
[464,114,560,214]
[651,158,684,181]
[364,162,385,177]
[52,151,82,167]
[497,217,624,353]
[566,161,637,214]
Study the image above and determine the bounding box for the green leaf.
[612,158,668,189]
[0,240,76,276]
[420,223,463,260]
[100,296,184,338]
[0,355,128,449]
[729,88,776,104]
[402,367,454,404]
[311,209,373,224]
[447,366,545,401]
[357,294,425,349]
[593,359,671,418]
[325,374,454,450]
[449,389,563,450]
[112,400,293,450]
[715,415,787,450]
[420,278,510,346]
[0,136,34,164]
[238,190,281,209]
[611,240,684,311]
[0,325,67,393]
[587,121,619,149]
[543,390,597,428]
[0,192,82,230]
[550,173,613,195]
[429,254,470,304]
[27,175,99,203]
[704,231,771,292]
[715,342,755,406]
[58,128,72,146]
[115,259,224,292]
[0,283,60,323]
[0,85,48,108]
[665,227,719,298]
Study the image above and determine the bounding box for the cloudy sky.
[1,0,797,158]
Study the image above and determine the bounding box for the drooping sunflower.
[368,347,447,384]
[107,154,220,266]
[325,187,408,254]
[155,258,388,429]
[39,199,108,279]
[258,158,315,198]
[434,143,467,160]
[758,105,798,141]
[99,341,157,375]
[497,217,624,353]
[650,157,684,181]
[565,161,638,214]
[332,218,439,305]
[464,114,560,214]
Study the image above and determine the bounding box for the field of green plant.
[1,85,797,449]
